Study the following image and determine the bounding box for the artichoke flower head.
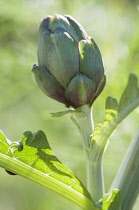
[32,14,106,108]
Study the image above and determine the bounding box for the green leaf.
[0,130,96,210]
[90,73,139,158]
[103,97,118,128]
[50,109,81,117]
[91,97,118,142]
[50,110,73,117]
[118,74,139,112]
[0,130,12,157]
[101,189,121,210]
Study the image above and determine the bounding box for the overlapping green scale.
[38,28,79,89]
[65,74,95,108]
[32,65,67,104]
[79,39,104,86]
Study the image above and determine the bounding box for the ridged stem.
[73,105,104,203]
[109,128,139,210]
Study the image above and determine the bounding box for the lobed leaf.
[118,74,139,112]
[50,109,81,117]
[90,73,139,157]
[0,130,96,210]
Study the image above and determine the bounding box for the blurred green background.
[0,0,139,209]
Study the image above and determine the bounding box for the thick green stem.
[74,105,93,149]
[109,128,139,210]
[73,105,104,203]
[86,155,104,203]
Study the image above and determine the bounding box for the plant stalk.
[109,128,139,210]
[73,105,104,203]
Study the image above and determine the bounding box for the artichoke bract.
[32,14,106,108]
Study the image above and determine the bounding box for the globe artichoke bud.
[32,14,106,108]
